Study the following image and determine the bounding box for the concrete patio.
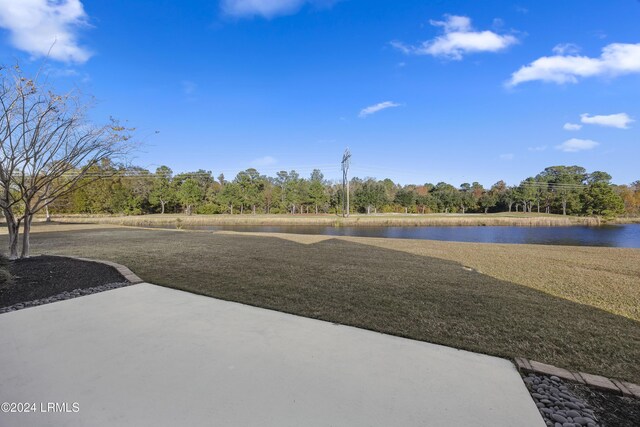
[0,283,544,426]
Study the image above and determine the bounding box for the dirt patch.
[1,255,126,308]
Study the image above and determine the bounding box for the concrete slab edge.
[515,357,640,399]
[65,256,144,284]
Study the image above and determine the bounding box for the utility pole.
[341,148,351,217]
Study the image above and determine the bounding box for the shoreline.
[40,213,621,228]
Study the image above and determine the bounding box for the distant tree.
[219,181,241,214]
[149,166,174,214]
[617,181,640,215]
[124,167,154,214]
[479,191,498,214]
[581,182,625,218]
[470,182,484,212]
[537,166,587,215]
[489,180,507,211]
[587,171,612,185]
[354,179,388,214]
[235,168,263,214]
[308,169,328,214]
[275,171,289,207]
[458,183,474,214]
[285,170,302,214]
[394,187,415,214]
[177,178,203,215]
[432,182,459,213]
[502,186,517,212]
[518,178,538,213]
[415,185,436,214]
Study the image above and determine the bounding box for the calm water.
[158,223,640,248]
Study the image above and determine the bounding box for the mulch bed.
[568,382,640,427]
[1,255,127,308]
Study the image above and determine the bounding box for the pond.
[152,223,640,248]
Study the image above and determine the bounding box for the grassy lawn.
[6,223,640,383]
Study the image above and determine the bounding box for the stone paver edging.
[67,256,144,284]
[515,357,640,399]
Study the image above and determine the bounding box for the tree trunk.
[562,199,567,215]
[20,214,33,258]
[367,206,371,214]
[4,211,20,259]
[230,205,233,215]
[484,207,489,214]
[508,202,513,213]
[8,223,19,259]
[252,205,256,214]
[537,201,540,213]
[315,204,318,214]
[45,205,51,222]
[240,205,244,215]
[404,207,408,214]
[160,200,166,214]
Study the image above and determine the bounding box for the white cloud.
[552,43,580,55]
[0,0,91,63]
[508,42,640,86]
[221,0,335,18]
[250,156,277,166]
[580,113,634,129]
[499,153,514,160]
[555,138,599,152]
[528,146,547,152]
[563,122,582,131]
[392,14,518,60]
[359,101,401,118]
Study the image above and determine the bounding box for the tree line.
[50,163,639,219]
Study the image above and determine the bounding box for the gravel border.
[0,281,132,314]
[515,357,640,400]
[524,373,600,426]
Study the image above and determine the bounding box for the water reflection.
[151,223,640,248]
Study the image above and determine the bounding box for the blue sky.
[0,0,638,186]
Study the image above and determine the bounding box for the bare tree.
[0,64,133,258]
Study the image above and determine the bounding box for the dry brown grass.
[7,223,640,383]
[48,212,603,227]
[613,216,640,224]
